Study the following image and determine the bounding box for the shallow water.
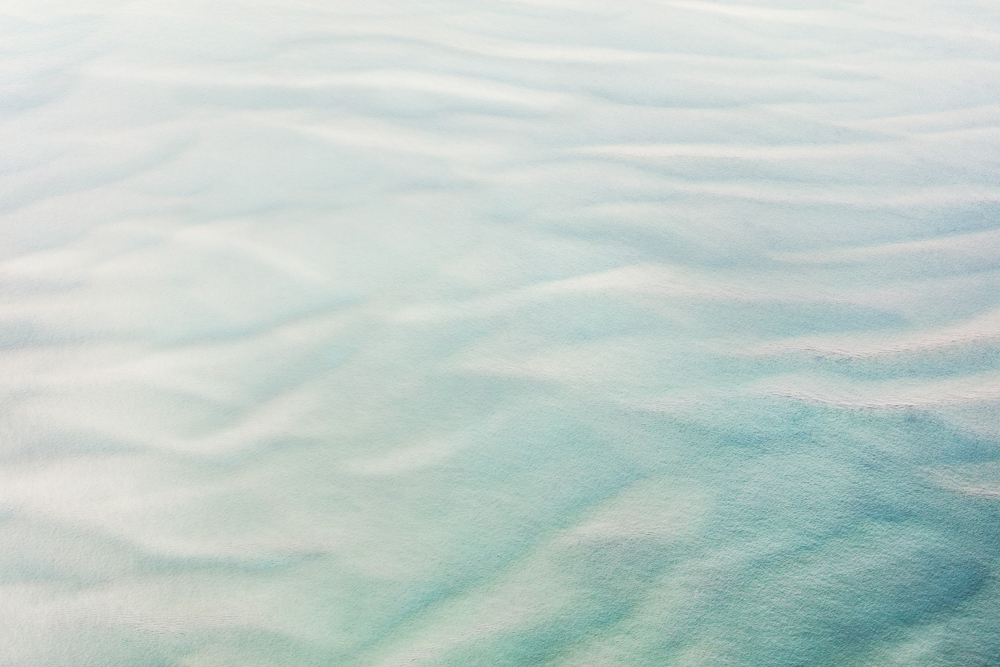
[2,1,1000,665]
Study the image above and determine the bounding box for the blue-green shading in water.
[0,1,1000,666]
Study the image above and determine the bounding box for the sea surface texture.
[2,1,1000,665]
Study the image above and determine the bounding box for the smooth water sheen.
[2,1,1000,665]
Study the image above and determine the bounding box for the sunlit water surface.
[2,1,1000,665]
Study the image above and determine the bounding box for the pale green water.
[1,1,1000,665]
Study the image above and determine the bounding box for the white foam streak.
[757,373,1000,409]
[743,308,1000,359]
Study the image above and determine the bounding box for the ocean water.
[2,1,1000,665]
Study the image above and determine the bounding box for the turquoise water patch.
[1,0,999,665]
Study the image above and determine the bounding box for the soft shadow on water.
[1,0,1000,665]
